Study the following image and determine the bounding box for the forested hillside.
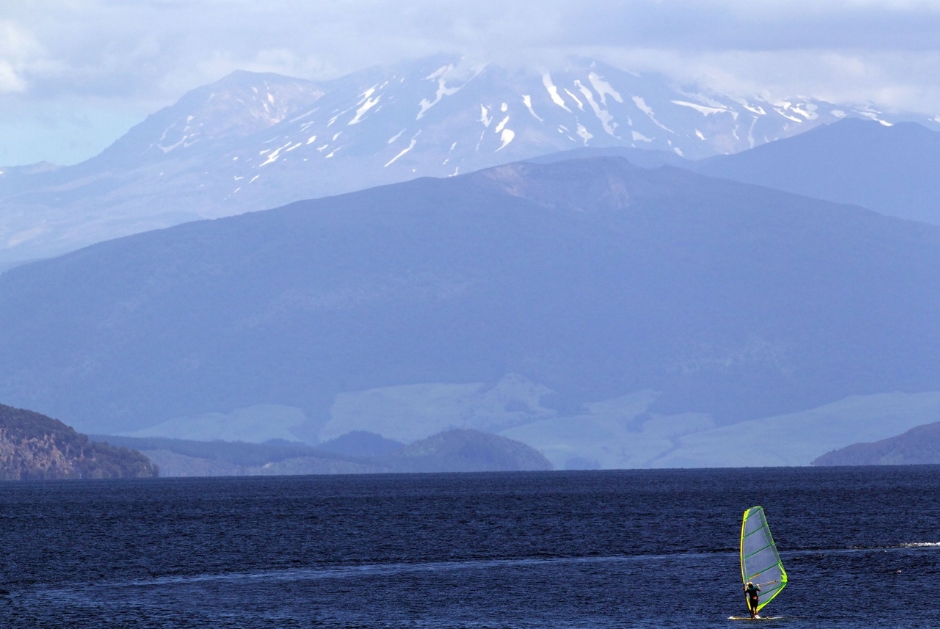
[0,404,157,480]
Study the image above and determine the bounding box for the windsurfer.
[744,581,761,619]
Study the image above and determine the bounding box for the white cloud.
[549,44,940,118]
[0,63,26,93]
[0,20,42,93]
[6,1,940,98]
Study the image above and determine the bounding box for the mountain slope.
[1,157,939,453]
[0,404,157,480]
[813,421,940,466]
[696,118,940,225]
[382,429,553,473]
[1,56,926,264]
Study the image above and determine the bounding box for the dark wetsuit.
[745,583,761,614]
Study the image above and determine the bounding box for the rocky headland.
[0,404,157,480]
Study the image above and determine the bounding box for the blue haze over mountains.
[3,55,940,468]
[2,156,940,468]
[1,55,932,266]
[696,118,940,226]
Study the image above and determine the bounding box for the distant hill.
[93,434,384,477]
[316,431,405,458]
[2,156,940,472]
[0,404,156,480]
[813,422,940,466]
[0,56,927,265]
[696,118,940,225]
[383,429,552,473]
[95,430,551,476]
[525,146,689,169]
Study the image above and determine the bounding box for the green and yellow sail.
[740,506,788,613]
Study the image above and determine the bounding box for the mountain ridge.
[2,55,931,264]
[94,429,552,476]
[695,118,940,225]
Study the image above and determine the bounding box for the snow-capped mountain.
[1,55,934,264]
[107,70,326,161]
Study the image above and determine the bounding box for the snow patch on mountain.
[564,88,584,111]
[348,87,381,125]
[790,102,819,120]
[522,95,543,121]
[671,100,733,117]
[858,110,893,126]
[575,80,618,137]
[260,141,293,166]
[497,128,515,151]
[385,133,419,167]
[542,73,571,112]
[632,96,673,133]
[480,105,493,127]
[576,124,593,143]
[417,65,461,120]
[587,72,624,105]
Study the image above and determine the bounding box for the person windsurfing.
[744,581,761,619]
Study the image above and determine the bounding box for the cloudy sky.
[2,0,940,166]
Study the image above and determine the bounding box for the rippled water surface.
[2,467,940,627]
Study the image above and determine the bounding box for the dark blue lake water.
[2,467,940,627]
